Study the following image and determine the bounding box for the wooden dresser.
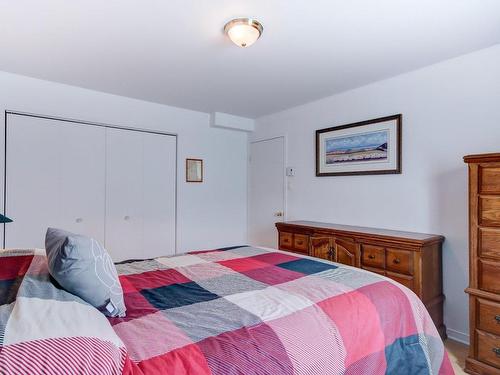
[276,221,446,337]
[464,153,500,374]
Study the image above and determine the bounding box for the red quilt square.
[218,257,269,272]
[119,277,138,293]
[136,344,211,375]
[242,265,304,286]
[198,323,293,375]
[318,289,385,367]
[250,252,299,265]
[121,269,191,292]
[0,255,33,280]
[108,291,158,325]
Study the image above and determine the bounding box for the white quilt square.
[4,297,122,346]
[156,254,207,268]
[225,286,313,322]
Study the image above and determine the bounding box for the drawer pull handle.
[495,315,500,323]
[493,347,500,357]
[368,254,375,259]
[297,241,303,245]
[393,258,401,264]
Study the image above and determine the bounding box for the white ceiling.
[1,0,500,118]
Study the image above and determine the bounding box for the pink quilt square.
[242,265,304,286]
[267,305,347,374]
[197,322,293,374]
[113,311,193,362]
[357,281,418,345]
[318,290,385,367]
[218,257,269,273]
[136,343,211,375]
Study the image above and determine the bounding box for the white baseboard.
[446,328,470,345]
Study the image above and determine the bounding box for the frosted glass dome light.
[224,18,263,48]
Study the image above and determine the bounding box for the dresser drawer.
[479,260,500,294]
[478,299,500,336]
[477,329,500,368]
[480,166,500,194]
[480,196,500,227]
[279,232,293,249]
[293,234,309,253]
[387,271,414,290]
[361,244,385,268]
[480,228,500,260]
[386,248,413,275]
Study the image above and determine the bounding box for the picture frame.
[315,114,402,176]
[186,158,203,182]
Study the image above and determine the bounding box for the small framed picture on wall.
[186,158,203,182]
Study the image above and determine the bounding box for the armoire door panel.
[310,237,332,261]
[5,115,105,248]
[334,238,356,267]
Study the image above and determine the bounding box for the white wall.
[252,43,500,343]
[0,71,248,253]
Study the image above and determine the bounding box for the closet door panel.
[105,129,144,260]
[142,133,176,258]
[105,129,176,261]
[5,115,105,248]
[58,123,106,241]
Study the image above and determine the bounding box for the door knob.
[274,211,283,217]
[124,215,131,221]
[75,218,83,223]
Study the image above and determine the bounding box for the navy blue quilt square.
[276,258,337,275]
[385,335,429,374]
[140,281,220,310]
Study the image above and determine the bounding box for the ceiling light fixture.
[224,18,263,48]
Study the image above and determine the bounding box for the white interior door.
[5,114,106,248]
[105,128,176,261]
[248,137,285,248]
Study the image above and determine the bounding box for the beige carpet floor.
[445,339,468,374]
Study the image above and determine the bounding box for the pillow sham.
[45,227,126,317]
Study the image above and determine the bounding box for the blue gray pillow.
[45,228,126,317]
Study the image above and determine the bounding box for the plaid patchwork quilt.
[111,245,453,375]
[0,249,130,374]
[0,246,453,374]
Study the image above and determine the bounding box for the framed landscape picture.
[316,114,402,176]
[186,158,203,182]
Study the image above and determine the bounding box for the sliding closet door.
[105,128,176,261]
[5,114,106,248]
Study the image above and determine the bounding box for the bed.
[0,246,453,374]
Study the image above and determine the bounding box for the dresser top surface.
[276,220,444,243]
[464,152,500,163]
